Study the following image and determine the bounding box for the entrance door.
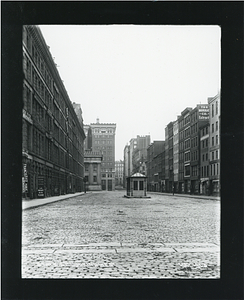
[108,179,112,191]
[102,180,106,190]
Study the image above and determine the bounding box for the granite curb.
[148,192,220,201]
[22,192,86,210]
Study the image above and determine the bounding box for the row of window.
[84,163,98,172]
[191,123,198,135]
[94,140,113,144]
[191,150,198,162]
[24,84,82,151]
[24,122,83,172]
[211,150,219,161]
[212,135,219,146]
[93,129,114,134]
[102,173,114,178]
[210,163,219,176]
[201,138,209,149]
[201,126,209,136]
[212,101,219,117]
[212,121,219,133]
[24,29,82,141]
[183,165,198,177]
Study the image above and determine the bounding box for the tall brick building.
[87,119,116,191]
[22,25,86,199]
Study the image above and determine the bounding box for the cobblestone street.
[22,191,220,278]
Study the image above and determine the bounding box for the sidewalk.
[148,191,220,201]
[22,192,86,210]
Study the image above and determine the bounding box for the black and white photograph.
[22,24,221,279]
[2,2,243,299]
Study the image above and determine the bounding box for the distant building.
[115,160,124,187]
[88,119,116,191]
[173,119,179,192]
[208,92,220,195]
[22,25,86,199]
[146,141,165,192]
[189,104,210,194]
[165,122,174,193]
[123,145,129,188]
[178,107,192,193]
[200,122,210,195]
[84,150,103,191]
[124,135,150,178]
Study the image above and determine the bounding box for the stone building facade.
[22,25,86,199]
[115,160,124,187]
[88,119,116,191]
[146,141,165,192]
[200,122,210,195]
[84,150,103,191]
[208,93,221,195]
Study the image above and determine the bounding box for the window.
[133,181,138,190]
[216,121,218,131]
[212,104,214,117]
[93,164,97,172]
[206,126,208,134]
[212,137,214,146]
[93,176,97,183]
[202,154,205,162]
[139,181,144,190]
[212,152,214,161]
[85,164,89,172]
[206,139,208,147]
[216,101,218,114]
[212,124,214,133]
[216,150,218,160]
[206,153,208,161]
[216,135,218,145]
[102,174,106,177]
[184,165,190,176]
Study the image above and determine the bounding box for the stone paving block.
[85,242,121,247]
[55,249,116,254]
[164,242,218,247]
[24,244,63,248]
[116,248,153,253]
[22,249,55,254]
[174,247,220,253]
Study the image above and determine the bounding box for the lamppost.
[83,177,87,193]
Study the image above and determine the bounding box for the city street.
[22,191,220,278]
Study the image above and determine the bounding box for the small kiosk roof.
[130,172,146,178]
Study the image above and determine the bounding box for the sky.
[39,25,221,161]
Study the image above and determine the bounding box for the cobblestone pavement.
[22,191,220,278]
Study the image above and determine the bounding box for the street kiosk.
[125,172,150,198]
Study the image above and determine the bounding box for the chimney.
[96,118,99,124]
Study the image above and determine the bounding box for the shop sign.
[22,164,28,193]
[37,176,45,198]
[198,105,209,120]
